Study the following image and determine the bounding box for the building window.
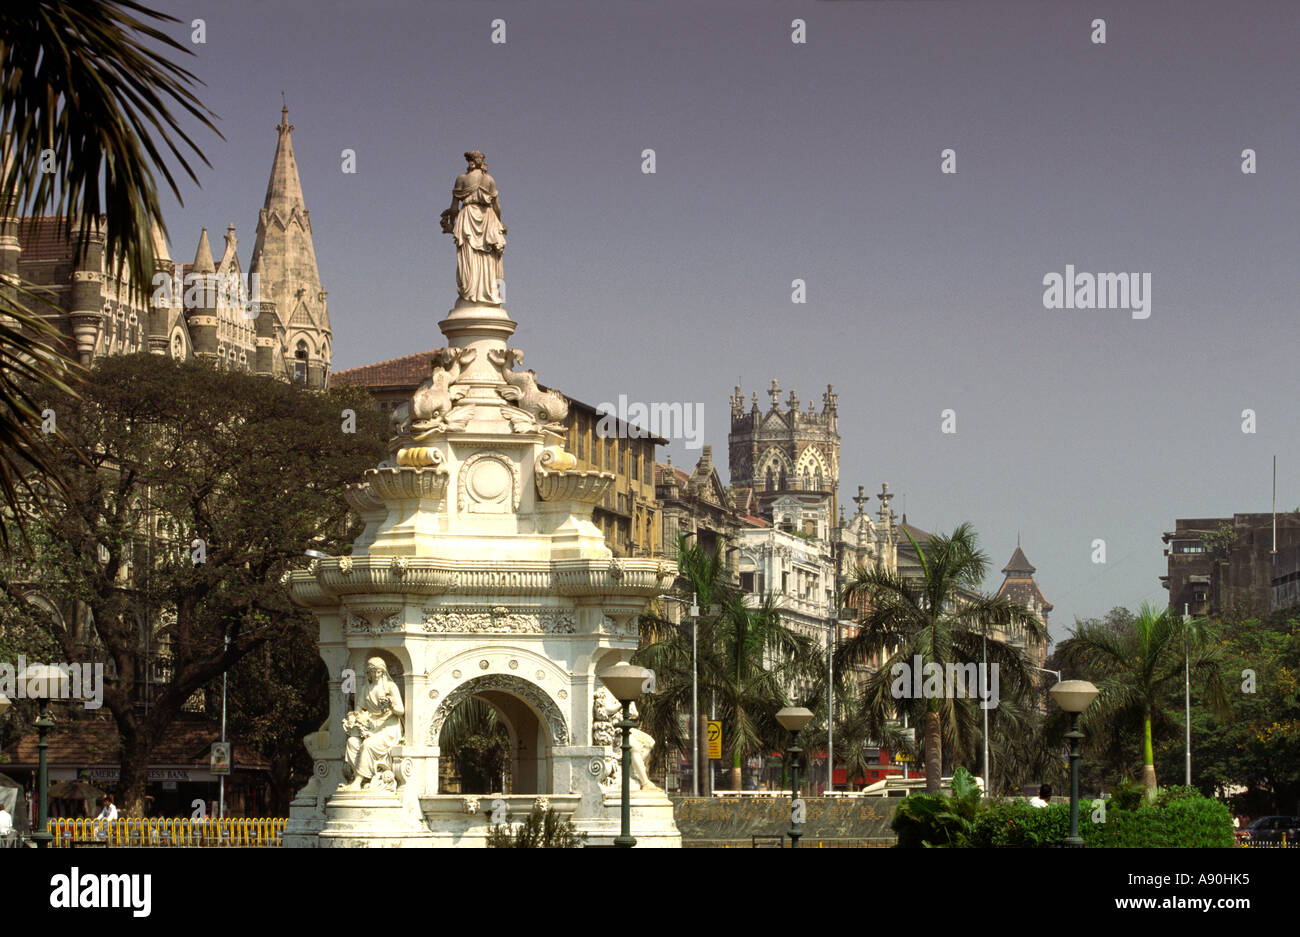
[765,468,774,491]
[295,340,308,384]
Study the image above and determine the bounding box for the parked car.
[1237,815,1300,845]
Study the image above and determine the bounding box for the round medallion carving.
[469,459,510,500]
[479,659,489,670]
[508,659,518,670]
[452,669,462,679]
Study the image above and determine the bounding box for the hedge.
[964,795,1233,848]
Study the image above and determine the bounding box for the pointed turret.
[192,226,215,273]
[1001,545,1036,576]
[185,227,218,363]
[995,543,1052,663]
[249,104,331,387]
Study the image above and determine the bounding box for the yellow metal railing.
[48,817,287,847]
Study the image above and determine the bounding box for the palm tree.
[1055,603,1229,796]
[837,523,1047,794]
[715,590,820,790]
[0,1,218,540]
[637,534,819,791]
[438,697,511,794]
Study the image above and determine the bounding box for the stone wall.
[672,796,898,847]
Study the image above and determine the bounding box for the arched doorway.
[429,675,569,795]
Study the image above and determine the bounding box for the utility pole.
[219,633,230,819]
[691,596,699,797]
[982,628,990,797]
[1184,603,1191,787]
[827,616,834,794]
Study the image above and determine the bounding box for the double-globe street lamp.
[776,706,814,848]
[599,660,651,848]
[1049,679,1100,848]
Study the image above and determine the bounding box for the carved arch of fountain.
[429,673,570,795]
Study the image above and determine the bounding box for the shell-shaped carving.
[364,465,449,501]
[535,469,613,504]
[343,482,385,514]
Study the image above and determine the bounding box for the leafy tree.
[838,523,1046,794]
[0,0,218,538]
[1152,609,1300,814]
[220,622,329,814]
[0,354,386,814]
[1055,602,1230,798]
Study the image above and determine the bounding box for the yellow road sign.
[707,721,722,759]
[893,752,914,763]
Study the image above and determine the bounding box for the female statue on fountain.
[341,657,404,791]
[440,150,507,305]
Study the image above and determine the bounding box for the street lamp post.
[776,706,813,848]
[18,664,69,849]
[1050,679,1099,848]
[691,598,699,797]
[599,661,650,848]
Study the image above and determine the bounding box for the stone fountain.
[281,152,681,847]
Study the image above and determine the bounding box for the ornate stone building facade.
[728,380,840,530]
[3,106,332,387]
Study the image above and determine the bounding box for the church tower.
[727,380,840,534]
[995,542,1052,668]
[249,105,331,388]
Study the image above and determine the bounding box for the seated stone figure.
[341,657,404,791]
[593,686,659,792]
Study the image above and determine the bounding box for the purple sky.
[151,0,1300,638]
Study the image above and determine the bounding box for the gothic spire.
[192,226,215,273]
[262,104,306,215]
[249,102,331,387]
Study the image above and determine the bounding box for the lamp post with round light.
[599,661,650,848]
[776,706,813,848]
[1049,679,1099,847]
[18,664,70,849]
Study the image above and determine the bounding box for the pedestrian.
[0,804,13,837]
[1030,783,1052,808]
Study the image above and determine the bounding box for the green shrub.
[485,806,585,848]
[1089,797,1233,848]
[968,802,1071,847]
[891,767,983,848]
[1109,778,1147,811]
[962,789,1233,848]
[1155,785,1200,807]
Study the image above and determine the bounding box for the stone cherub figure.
[341,657,404,791]
[440,150,506,304]
[593,686,658,792]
